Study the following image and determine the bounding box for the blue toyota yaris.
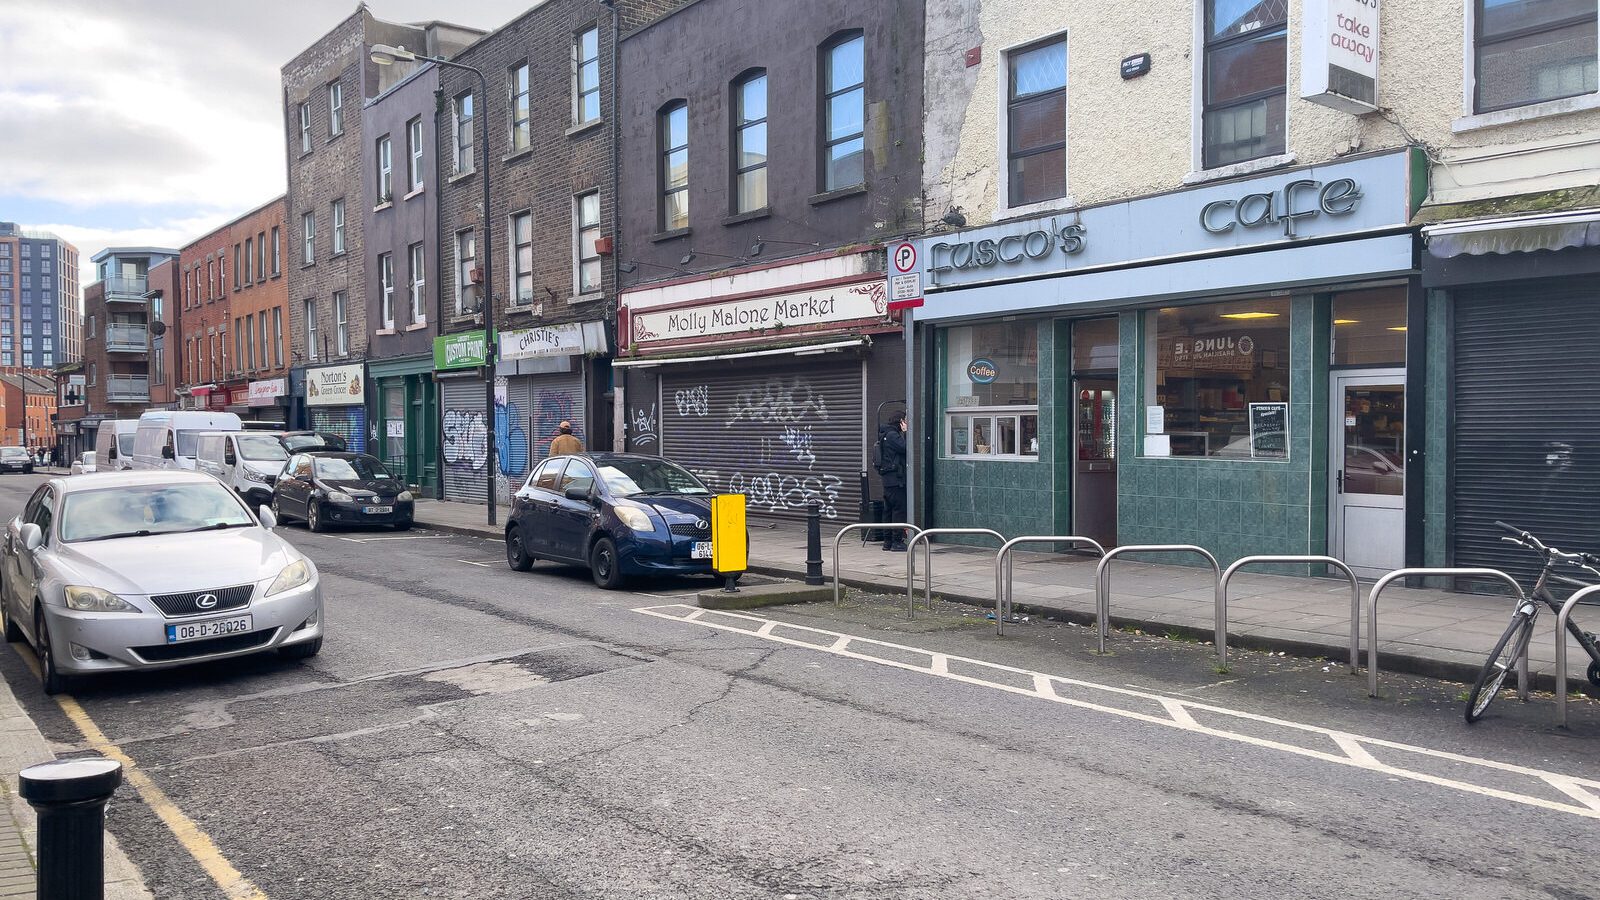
[504,452,720,589]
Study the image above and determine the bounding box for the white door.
[1330,370,1405,578]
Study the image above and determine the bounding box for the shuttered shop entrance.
[309,406,366,453]
[660,358,864,524]
[441,378,488,504]
[1452,281,1600,583]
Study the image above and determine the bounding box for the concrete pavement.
[414,498,1599,690]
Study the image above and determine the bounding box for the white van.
[195,431,289,505]
[131,410,243,471]
[94,420,139,471]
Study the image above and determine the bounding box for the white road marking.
[454,559,495,568]
[338,535,444,543]
[634,603,1600,820]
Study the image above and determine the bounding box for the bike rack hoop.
[1216,556,1360,670]
[1554,584,1600,728]
[1366,568,1525,699]
[1094,545,1221,654]
[831,522,921,607]
[993,536,1106,635]
[906,528,1005,619]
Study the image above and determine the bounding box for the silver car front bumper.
[43,579,324,675]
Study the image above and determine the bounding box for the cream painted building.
[909,0,1599,581]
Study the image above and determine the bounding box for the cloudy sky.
[0,1,528,288]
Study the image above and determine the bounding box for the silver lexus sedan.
[0,471,324,694]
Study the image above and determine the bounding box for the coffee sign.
[306,364,364,406]
[966,358,998,384]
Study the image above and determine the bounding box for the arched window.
[732,70,768,214]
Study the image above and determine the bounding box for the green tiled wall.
[929,319,1060,544]
[1424,289,1450,566]
[1117,296,1324,568]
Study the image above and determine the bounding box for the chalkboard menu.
[1248,402,1288,459]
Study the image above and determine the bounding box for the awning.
[609,337,870,369]
[1424,211,1600,259]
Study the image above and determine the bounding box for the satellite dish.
[150,320,167,336]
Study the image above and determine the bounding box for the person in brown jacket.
[549,421,583,456]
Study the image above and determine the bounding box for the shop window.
[1006,37,1067,207]
[1201,0,1287,169]
[1332,287,1406,367]
[1475,0,1597,112]
[1145,297,1291,459]
[943,321,1039,460]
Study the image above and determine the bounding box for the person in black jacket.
[878,411,908,551]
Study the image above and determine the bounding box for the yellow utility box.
[710,494,748,576]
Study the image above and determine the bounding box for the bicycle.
[1465,521,1600,723]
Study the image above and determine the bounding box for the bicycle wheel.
[1466,610,1533,723]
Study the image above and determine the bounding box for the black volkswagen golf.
[271,451,414,531]
[504,453,717,589]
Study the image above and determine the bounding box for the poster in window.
[1248,402,1288,459]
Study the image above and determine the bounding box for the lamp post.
[372,44,499,525]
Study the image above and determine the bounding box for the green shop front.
[910,149,1424,573]
[434,330,491,504]
[369,353,438,494]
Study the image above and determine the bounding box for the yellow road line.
[19,650,268,899]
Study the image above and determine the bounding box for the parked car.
[503,453,729,590]
[0,471,323,694]
[131,410,244,471]
[0,447,33,474]
[279,431,347,454]
[195,432,288,506]
[94,420,138,471]
[271,452,413,532]
[70,452,96,476]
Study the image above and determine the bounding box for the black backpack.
[873,430,898,475]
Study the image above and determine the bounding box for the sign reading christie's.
[628,281,889,347]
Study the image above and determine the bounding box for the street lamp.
[372,43,500,526]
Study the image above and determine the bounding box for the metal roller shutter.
[441,378,488,504]
[1452,281,1600,584]
[660,357,864,524]
[309,406,366,454]
[522,372,586,462]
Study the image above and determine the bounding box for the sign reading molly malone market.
[629,281,888,346]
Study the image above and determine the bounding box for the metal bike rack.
[1216,556,1360,670]
[1555,584,1600,728]
[1094,545,1220,654]
[831,522,921,607]
[992,536,1106,635]
[1366,568,1526,699]
[906,528,1005,619]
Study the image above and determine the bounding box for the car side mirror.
[564,484,591,502]
[161,445,174,459]
[258,506,278,529]
[225,451,236,465]
[19,523,42,552]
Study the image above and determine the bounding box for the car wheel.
[590,536,624,590]
[270,494,292,525]
[308,502,327,533]
[1,593,20,643]
[279,637,322,660]
[505,525,534,572]
[35,608,68,696]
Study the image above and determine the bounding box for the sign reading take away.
[887,241,923,311]
[710,494,748,576]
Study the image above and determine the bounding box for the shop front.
[494,321,609,500]
[616,249,904,524]
[304,363,367,452]
[1420,209,1600,584]
[435,330,490,504]
[243,378,289,427]
[369,356,437,493]
[912,148,1423,570]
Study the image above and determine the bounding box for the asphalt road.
[1,472,1598,900]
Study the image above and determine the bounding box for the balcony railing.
[104,275,148,300]
[105,324,149,353]
[106,375,150,402]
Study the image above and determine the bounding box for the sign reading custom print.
[434,330,489,371]
[305,364,364,406]
[629,281,888,347]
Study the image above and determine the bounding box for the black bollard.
[805,501,824,586]
[19,756,123,900]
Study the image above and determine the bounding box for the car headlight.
[615,506,655,532]
[63,586,137,612]
[266,559,315,597]
[398,490,413,502]
[326,490,353,503]
[244,468,274,483]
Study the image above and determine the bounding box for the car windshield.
[59,483,256,542]
[315,456,391,481]
[237,436,288,462]
[597,458,709,496]
[0,448,26,459]
[117,434,134,455]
